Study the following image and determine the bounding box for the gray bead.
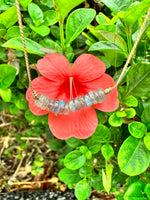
[63,103,70,115]
[47,99,55,111]
[88,91,97,104]
[78,96,87,108]
[51,100,60,113]
[69,99,76,112]
[59,100,65,114]
[84,94,93,106]
[93,90,103,103]
[74,97,82,110]
[98,88,106,102]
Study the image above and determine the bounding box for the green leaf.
[75,179,91,200]
[53,0,84,21]
[59,168,81,184]
[4,26,30,40]
[0,24,6,37]
[141,106,150,131]
[0,46,7,60]
[3,37,45,56]
[101,0,132,13]
[101,144,114,160]
[89,41,127,67]
[43,10,58,26]
[122,96,138,107]
[0,88,12,102]
[0,6,18,28]
[118,136,150,176]
[92,124,111,143]
[0,0,9,10]
[28,3,44,26]
[125,108,136,118]
[65,137,83,149]
[9,104,19,115]
[126,63,150,97]
[102,163,113,194]
[144,133,150,150]
[120,0,150,28]
[108,113,123,127]
[92,172,103,191]
[48,139,64,152]
[29,24,50,37]
[66,8,96,44]
[87,138,101,154]
[128,122,147,138]
[79,166,93,178]
[40,38,61,53]
[144,184,150,199]
[14,94,28,110]
[0,64,17,88]
[64,150,86,170]
[124,180,147,200]
[88,28,127,51]
[19,0,32,9]
[110,127,122,141]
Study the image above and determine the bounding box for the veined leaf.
[3,37,45,56]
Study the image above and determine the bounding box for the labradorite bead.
[88,91,97,104]
[74,97,82,110]
[78,96,87,108]
[84,94,93,106]
[63,103,70,115]
[69,99,76,112]
[98,88,106,102]
[51,100,60,113]
[47,99,55,111]
[59,100,65,114]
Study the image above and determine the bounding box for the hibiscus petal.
[82,73,118,112]
[37,53,71,81]
[48,107,98,139]
[26,76,61,115]
[72,54,106,82]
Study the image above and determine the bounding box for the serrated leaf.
[65,137,83,149]
[66,8,96,44]
[144,184,150,199]
[118,136,150,176]
[108,113,123,127]
[144,133,150,151]
[4,26,30,40]
[19,0,32,9]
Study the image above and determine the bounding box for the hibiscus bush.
[0,0,150,200]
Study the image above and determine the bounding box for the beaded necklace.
[15,0,150,116]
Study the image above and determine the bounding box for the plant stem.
[126,27,132,54]
[59,21,65,54]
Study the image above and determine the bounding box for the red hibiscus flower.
[26,53,119,139]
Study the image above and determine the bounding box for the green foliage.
[66,9,96,44]
[1,0,150,199]
[0,64,17,88]
[118,136,150,176]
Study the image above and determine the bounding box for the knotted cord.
[15,0,150,96]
